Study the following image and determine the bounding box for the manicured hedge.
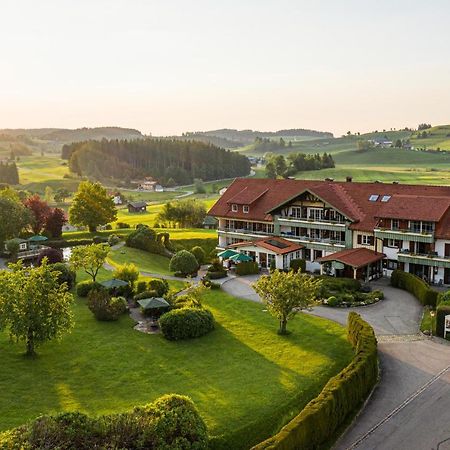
[76,280,103,297]
[235,261,259,276]
[159,307,215,341]
[0,394,208,449]
[436,304,450,338]
[289,259,306,273]
[251,312,378,450]
[390,269,438,307]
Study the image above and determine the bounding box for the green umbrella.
[28,235,48,242]
[137,297,170,310]
[217,249,239,259]
[100,278,129,289]
[229,253,252,262]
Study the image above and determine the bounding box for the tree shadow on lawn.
[0,295,352,450]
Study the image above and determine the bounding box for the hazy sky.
[1,0,449,136]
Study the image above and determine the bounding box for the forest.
[64,138,251,185]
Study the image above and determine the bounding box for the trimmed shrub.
[134,290,158,301]
[191,246,206,265]
[126,227,166,255]
[169,250,199,276]
[391,269,438,307]
[88,289,127,321]
[0,394,208,449]
[108,234,121,246]
[113,263,139,288]
[235,261,259,276]
[115,221,130,229]
[148,278,169,297]
[93,236,108,244]
[37,247,64,265]
[159,308,215,341]
[76,280,103,297]
[289,258,306,273]
[252,312,377,450]
[135,280,148,294]
[205,271,227,280]
[435,304,450,338]
[51,262,76,289]
[438,290,450,306]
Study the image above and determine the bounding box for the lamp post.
[430,310,435,339]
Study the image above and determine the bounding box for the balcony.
[282,233,346,249]
[218,227,273,238]
[374,227,434,243]
[397,250,450,268]
[277,215,347,232]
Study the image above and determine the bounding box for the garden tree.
[44,207,66,238]
[157,199,206,228]
[169,250,199,276]
[0,186,21,202]
[69,181,117,232]
[0,196,31,246]
[394,139,402,148]
[0,260,74,356]
[54,187,70,203]
[194,178,206,194]
[190,246,205,265]
[5,239,20,260]
[70,244,109,282]
[113,263,139,289]
[23,194,51,234]
[37,247,64,265]
[253,270,322,335]
[357,140,375,152]
[265,160,277,179]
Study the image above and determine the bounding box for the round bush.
[51,262,76,289]
[108,234,121,246]
[134,290,158,301]
[37,247,64,265]
[190,246,205,265]
[169,250,199,276]
[88,289,127,321]
[148,278,169,297]
[76,280,103,297]
[159,307,215,340]
[135,280,148,294]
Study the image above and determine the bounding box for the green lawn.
[107,246,172,276]
[0,285,353,448]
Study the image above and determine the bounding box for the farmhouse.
[209,178,450,284]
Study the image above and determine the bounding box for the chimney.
[346,176,352,182]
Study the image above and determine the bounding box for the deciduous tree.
[0,197,31,246]
[253,270,322,335]
[69,181,117,232]
[23,194,51,234]
[0,260,74,356]
[70,243,109,282]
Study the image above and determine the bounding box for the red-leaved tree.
[44,208,67,239]
[23,194,51,234]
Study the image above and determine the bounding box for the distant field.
[410,125,450,151]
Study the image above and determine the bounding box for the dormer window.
[231,204,238,212]
[243,205,249,213]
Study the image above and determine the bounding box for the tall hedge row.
[436,304,450,338]
[390,269,438,307]
[251,312,378,450]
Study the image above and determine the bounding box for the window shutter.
[357,235,362,244]
[369,236,374,246]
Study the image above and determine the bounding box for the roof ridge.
[331,183,364,221]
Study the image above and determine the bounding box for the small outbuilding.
[127,201,148,213]
[202,215,218,229]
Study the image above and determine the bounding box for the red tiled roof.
[227,186,269,205]
[317,248,385,268]
[228,236,303,255]
[208,178,450,238]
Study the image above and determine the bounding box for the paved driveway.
[221,275,450,450]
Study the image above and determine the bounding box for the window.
[422,222,434,233]
[243,205,249,213]
[358,234,374,246]
[369,194,379,202]
[19,243,27,250]
[391,219,399,230]
[409,221,421,233]
[387,239,401,248]
[313,250,323,260]
[267,254,275,268]
[383,259,398,270]
[381,195,391,202]
[309,208,323,221]
[231,204,238,212]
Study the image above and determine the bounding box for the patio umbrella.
[229,253,252,262]
[137,297,170,310]
[100,278,129,289]
[28,235,48,242]
[217,249,239,259]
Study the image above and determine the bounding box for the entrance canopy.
[317,248,385,268]
[229,236,303,255]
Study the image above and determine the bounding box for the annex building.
[208,178,450,284]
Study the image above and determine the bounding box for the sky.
[1,0,449,136]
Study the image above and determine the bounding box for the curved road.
[222,276,450,450]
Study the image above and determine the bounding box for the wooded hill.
[65,138,251,185]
